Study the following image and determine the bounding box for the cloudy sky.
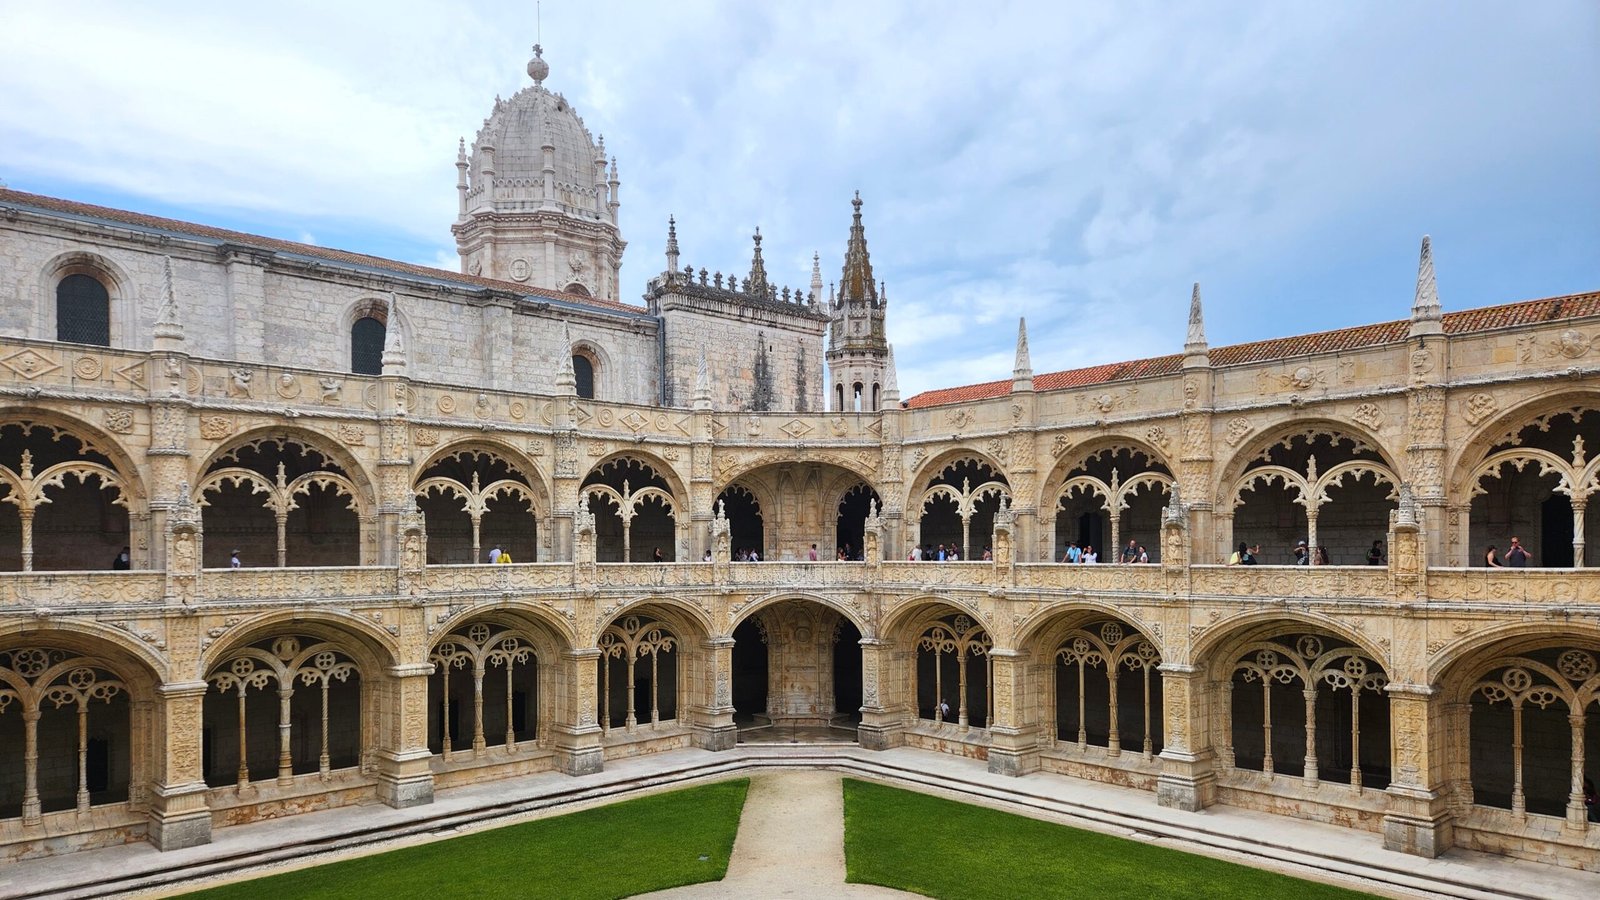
[1,1,1596,397]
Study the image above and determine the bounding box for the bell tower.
[826,193,891,411]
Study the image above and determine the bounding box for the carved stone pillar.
[691,637,737,751]
[375,375,413,567]
[1382,683,1455,858]
[857,638,905,750]
[146,681,212,850]
[552,648,604,775]
[372,663,435,808]
[986,650,1040,776]
[1156,663,1217,812]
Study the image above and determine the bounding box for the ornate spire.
[809,252,823,307]
[1409,235,1443,337]
[665,215,680,273]
[1183,282,1209,367]
[748,226,769,297]
[556,323,576,395]
[153,255,184,350]
[839,191,878,305]
[881,343,900,408]
[1012,317,1033,391]
[382,292,406,375]
[693,347,712,411]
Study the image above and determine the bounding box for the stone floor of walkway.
[639,771,911,898]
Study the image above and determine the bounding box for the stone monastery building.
[1,44,1598,876]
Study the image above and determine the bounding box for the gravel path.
[637,771,913,898]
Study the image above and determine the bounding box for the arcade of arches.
[10,340,1600,878]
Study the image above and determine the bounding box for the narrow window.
[57,274,110,345]
[573,354,595,399]
[351,316,385,375]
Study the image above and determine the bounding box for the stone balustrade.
[0,571,165,606]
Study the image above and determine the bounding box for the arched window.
[350,316,385,375]
[56,274,110,346]
[565,282,591,298]
[573,355,595,399]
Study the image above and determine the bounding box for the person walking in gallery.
[1081,545,1098,563]
[808,543,819,561]
[1121,538,1140,564]
[1315,546,1330,566]
[1062,541,1081,564]
[982,546,992,561]
[1245,544,1261,565]
[653,547,666,563]
[703,549,712,562]
[936,543,947,561]
[1484,544,1504,567]
[1505,536,1530,568]
[1229,542,1246,566]
[497,549,512,563]
[1366,540,1385,565]
[230,549,242,569]
[909,544,922,561]
[948,546,960,561]
[1137,544,1149,563]
[1293,540,1309,565]
[111,546,131,570]
[487,545,502,564]
[937,698,951,721]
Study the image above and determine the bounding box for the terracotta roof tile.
[906,290,1600,409]
[0,188,650,316]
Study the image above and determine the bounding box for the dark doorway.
[833,619,863,724]
[1541,495,1574,567]
[732,618,768,726]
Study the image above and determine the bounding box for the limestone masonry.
[0,45,1598,879]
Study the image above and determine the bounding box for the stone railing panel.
[198,567,397,602]
[424,563,579,594]
[1189,565,1392,600]
[1426,568,1600,604]
[0,571,165,606]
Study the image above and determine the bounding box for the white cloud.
[1,0,1595,396]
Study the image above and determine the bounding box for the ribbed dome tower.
[452,45,626,300]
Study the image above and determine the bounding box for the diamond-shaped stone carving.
[781,419,814,438]
[1,348,61,381]
[620,411,648,432]
[114,360,148,388]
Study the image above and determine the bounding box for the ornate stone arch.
[0,619,170,686]
[903,447,1012,509]
[1445,389,1600,502]
[192,425,376,507]
[729,591,873,638]
[594,595,714,644]
[1428,621,1600,687]
[880,595,998,647]
[196,608,401,680]
[1014,600,1165,661]
[428,600,577,656]
[36,249,139,348]
[1215,417,1403,505]
[1038,434,1176,513]
[1191,612,1391,678]
[583,450,689,507]
[569,339,609,399]
[0,408,148,507]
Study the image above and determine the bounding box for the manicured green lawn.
[841,779,1376,900]
[182,778,749,900]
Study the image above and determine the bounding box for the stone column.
[1382,683,1455,857]
[691,637,737,750]
[1156,663,1218,812]
[987,649,1041,775]
[146,681,212,850]
[551,648,604,775]
[375,378,412,568]
[857,638,905,750]
[372,663,435,808]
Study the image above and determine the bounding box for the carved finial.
[1395,482,1418,527]
[1182,282,1208,368]
[1162,481,1186,525]
[881,344,900,408]
[381,292,406,375]
[665,215,680,272]
[1409,235,1443,337]
[1012,317,1033,391]
[694,347,712,411]
[748,226,769,298]
[153,255,184,348]
[527,43,549,84]
[556,323,576,395]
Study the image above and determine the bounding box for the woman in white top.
[1081,546,1098,564]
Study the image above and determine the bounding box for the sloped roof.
[905,290,1600,409]
[0,187,650,317]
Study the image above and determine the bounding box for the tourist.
[1121,538,1139,564]
[808,543,819,561]
[111,546,131,570]
[936,543,947,561]
[909,545,921,561]
[1484,544,1503,567]
[1137,544,1149,563]
[1366,540,1385,566]
[982,546,992,561]
[229,549,241,569]
[1229,542,1246,566]
[497,549,513,563]
[1293,540,1309,565]
[1245,544,1261,565]
[838,546,848,561]
[653,547,665,563]
[948,546,960,561]
[487,545,502,564]
[1082,545,1097,564]
[937,698,950,721]
[1506,536,1529,568]
[1062,541,1081,564]
[1315,546,1330,566]
[703,549,712,562]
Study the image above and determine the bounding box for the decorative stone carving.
[102,408,134,433]
[1224,417,1253,447]
[1463,391,1498,426]
[227,367,253,398]
[198,415,235,440]
[73,356,102,380]
[1352,402,1384,431]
